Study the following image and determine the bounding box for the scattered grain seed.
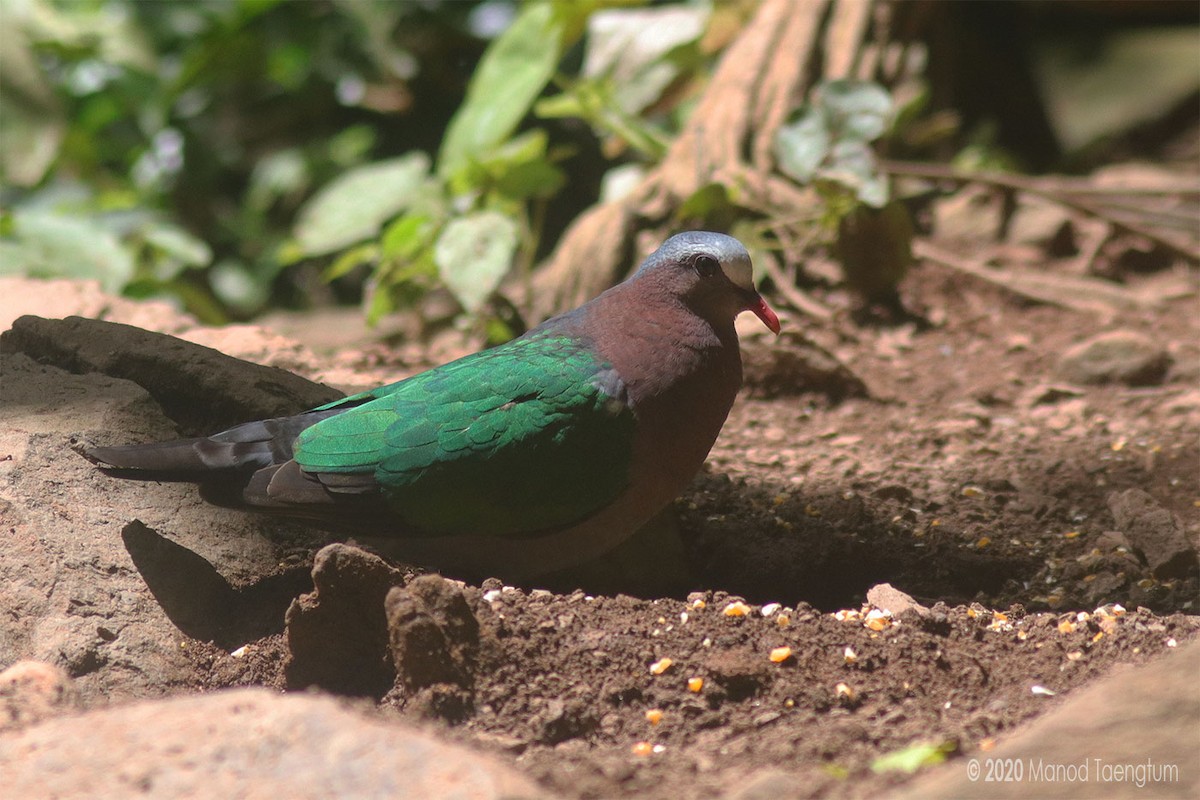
[843,646,858,664]
[962,485,984,497]
[760,602,782,617]
[776,614,791,627]
[1167,638,1178,648]
[645,709,663,725]
[1091,631,1104,644]
[980,738,996,752]
[976,536,991,548]
[692,598,706,609]
[649,657,673,675]
[631,742,654,756]
[687,677,703,693]
[723,601,752,617]
[1066,651,1083,661]
[864,608,892,631]
[769,646,792,663]
[1063,531,1081,539]
[835,682,856,702]
[1031,685,1056,696]
[1057,619,1077,634]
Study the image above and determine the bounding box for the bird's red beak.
[748,294,781,335]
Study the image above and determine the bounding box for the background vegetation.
[2,0,1196,335]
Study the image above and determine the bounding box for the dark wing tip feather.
[81,439,211,472]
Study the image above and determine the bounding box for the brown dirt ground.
[2,184,1197,797]
[170,243,1198,796]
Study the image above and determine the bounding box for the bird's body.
[86,232,779,578]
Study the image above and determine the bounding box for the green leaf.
[820,79,893,142]
[293,153,431,257]
[0,210,134,293]
[142,223,212,268]
[582,6,708,115]
[475,131,565,201]
[775,107,829,183]
[433,211,518,313]
[365,279,397,325]
[209,259,269,313]
[823,140,888,207]
[438,2,563,177]
[323,243,379,282]
[677,183,732,221]
[870,740,957,774]
[380,214,435,262]
[0,8,65,186]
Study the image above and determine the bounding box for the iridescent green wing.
[294,333,635,537]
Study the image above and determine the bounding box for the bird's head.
[635,231,781,335]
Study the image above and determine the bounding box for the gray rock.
[1,315,340,434]
[891,639,1200,799]
[1108,489,1198,579]
[867,583,929,617]
[1057,331,1171,387]
[0,351,306,703]
[728,769,804,800]
[0,661,78,732]
[0,687,546,799]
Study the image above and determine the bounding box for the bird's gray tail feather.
[82,410,341,473]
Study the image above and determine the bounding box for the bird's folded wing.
[292,335,636,538]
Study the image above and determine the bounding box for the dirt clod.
[1107,489,1199,579]
[284,544,407,696]
[386,574,480,696]
[1057,330,1172,386]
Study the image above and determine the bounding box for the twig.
[760,252,834,320]
[912,239,1153,314]
[883,160,1200,196]
[882,160,1200,263]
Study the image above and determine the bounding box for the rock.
[1107,490,1198,580]
[386,575,480,720]
[285,544,407,696]
[729,769,804,800]
[867,583,929,618]
[0,661,79,732]
[891,639,1200,799]
[0,688,546,799]
[0,351,299,703]
[1008,196,1076,256]
[0,315,341,434]
[1057,331,1171,387]
[1017,383,1084,409]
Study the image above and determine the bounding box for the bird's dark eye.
[694,254,719,278]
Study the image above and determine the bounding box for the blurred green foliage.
[0,0,717,329]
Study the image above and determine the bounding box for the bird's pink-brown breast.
[577,283,744,522]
